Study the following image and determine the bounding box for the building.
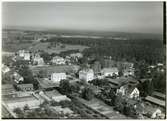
[13,72,24,84]
[116,85,140,99]
[51,56,66,65]
[24,52,30,61]
[70,53,83,58]
[3,95,43,110]
[33,54,44,65]
[50,72,66,83]
[123,68,135,76]
[144,105,163,119]
[101,67,119,77]
[2,64,10,74]
[144,96,165,108]
[91,61,101,74]
[18,50,30,61]
[18,50,25,57]
[16,84,34,91]
[79,69,94,82]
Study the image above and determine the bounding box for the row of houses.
[91,61,135,77]
[16,49,83,66]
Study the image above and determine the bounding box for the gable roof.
[145,96,165,108]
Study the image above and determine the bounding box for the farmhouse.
[116,84,140,99]
[50,72,66,83]
[2,64,10,74]
[70,53,83,58]
[51,56,66,65]
[33,54,44,65]
[79,69,94,82]
[13,72,24,84]
[101,67,119,77]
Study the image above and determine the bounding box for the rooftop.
[102,68,118,72]
[145,96,165,108]
[152,91,166,100]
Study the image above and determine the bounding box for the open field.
[30,65,80,75]
[29,42,89,54]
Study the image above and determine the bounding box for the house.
[18,50,25,57]
[79,69,94,82]
[51,56,66,65]
[16,84,34,91]
[2,64,10,74]
[144,105,162,119]
[3,95,43,110]
[24,52,30,61]
[116,84,140,99]
[50,72,66,83]
[103,59,116,68]
[70,53,83,59]
[33,54,44,65]
[13,72,24,84]
[18,50,30,61]
[123,68,135,76]
[101,67,119,77]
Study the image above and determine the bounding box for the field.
[30,65,79,75]
[29,42,89,54]
[2,40,89,54]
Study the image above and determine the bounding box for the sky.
[2,2,163,34]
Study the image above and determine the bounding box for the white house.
[70,53,83,58]
[33,54,44,66]
[101,67,119,77]
[50,72,66,83]
[18,50,25,57]
[123,68,135,76]
[116,85,139,99]
[51,56,66,65]
[79,69,94,82]
[2,64,10,74]
[13,72,24,84]
[24,52,30,61]
[18,50,30,61]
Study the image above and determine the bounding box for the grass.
[29,42,89,54]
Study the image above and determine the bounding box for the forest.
[42,36,165,65]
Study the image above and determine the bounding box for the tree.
[40,51,51,63]
[13,108,24,118]
[59,79,72,94]
[81,87,94,101]
[24,104,30,111]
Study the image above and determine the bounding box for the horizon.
[2,2,163,34]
